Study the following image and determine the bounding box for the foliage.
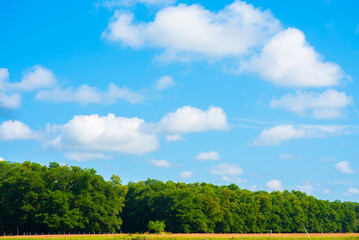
[148,220,166,234]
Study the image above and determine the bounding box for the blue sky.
[0,0,359,201]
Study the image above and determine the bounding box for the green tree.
[148,220,165,234]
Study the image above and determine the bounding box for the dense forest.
[0,161,358,235]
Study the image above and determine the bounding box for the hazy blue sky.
[1,0,358,201]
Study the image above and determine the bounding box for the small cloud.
[265,179,282,191]
[344,188,359,196]
[279,154,301,160]
[0,157,4,161]
[249,185,257,191]
[210,163,243,176]
[64,152,112,162]
[195,151,219,161]
[165,134,183,142]
[335,161,355,174]
[0,120,39,141]
[322,189,330,194]
[151,159,171,168]
[297,181,314,194]
[180,171,193,179]
[154,75,175,90]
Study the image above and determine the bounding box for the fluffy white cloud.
[241,28,344,87]
[344,188,359,196]
[271,89,353,119]
[0,68,9,90]
[0,157,4,161]
[154,75,175,90]
[335,161,355,174]
[165,134,183,142]
[97,0,175,8]
[210,163,243,176]
[12,65,56,91]
[48,113,158,154]
[158,105,228,134]
[195,151,219,161]
[103,1,281,60]
[0,120,38,140]
[0,92,21,109]
[253,124,349,146]
[297,182,314,194]
[36,83,144,105]
[151,159,171,167]
[265,179,282,191]
[64,152,111,162]
[180,171,193,179]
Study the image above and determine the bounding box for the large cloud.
[253,124,350,146]
[241,28,344,87]
[0,120,38,140]
[48,113,158,155]
[271,89,353,119]
[157,105,229,134]
[102,1,281,60]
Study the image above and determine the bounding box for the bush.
[147,220,165,234]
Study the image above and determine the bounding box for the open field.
[1,233,359,240]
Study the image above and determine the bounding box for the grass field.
[1,233,359,240]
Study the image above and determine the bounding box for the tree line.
[0,161,358,235]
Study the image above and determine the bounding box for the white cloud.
[335,161,355,174]
[265,179,282,191]
[64,152,112,162]
[151,159,171,168]
[322,189,330,194]
[195,151,219,161]
[210,163,243,176]
[36,83,144,105]
[154,75,175,90]
[241,28,344,87]
[47,113,158,155]
[344,188,359,196]
[271,89,353,119]
[279,154,301,160]
[12,65,56,91]
[253,124,350,146]
[158,105,228,134]
[97,0,175,8]
[180,171,193,179]
[0,68,9,90]
[297,182,314,194]
[102,1,281,60]
[0,92,21,109]
[0,120,38,140]
[165,134,183,142]
[0,157,4,161]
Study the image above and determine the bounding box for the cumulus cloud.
[253,124,350,146]
[297,181,314,194]
[102,1,281,60]
[265,179,282,191]
[241,28,344,87]
[165,134,183,142]
[271,89,353,119]
[180,171,193,179]
[0,92,21,109]
[195,151,219,161]
[11,65,56,91]
[64,152,112,162]
[158,105,228,134]
[344,188,359,196]
[151,159,171,167]
[0,120,38,140]
[36,83,144,105]
[154,75,175,90]
[335,161,355,174]
[210,163,244,183]
[47,113,158,155]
